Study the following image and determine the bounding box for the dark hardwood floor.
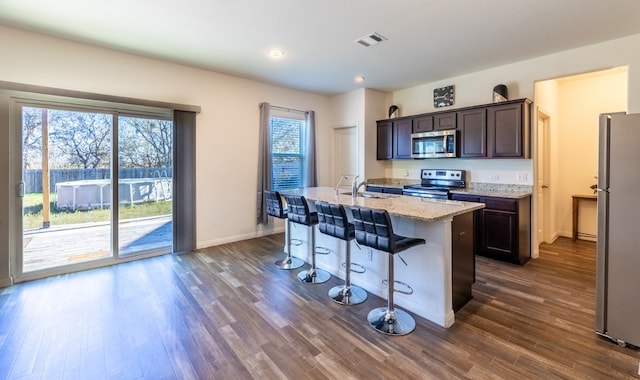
[1,235,638,379]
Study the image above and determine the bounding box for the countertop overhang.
[286,187,484,222]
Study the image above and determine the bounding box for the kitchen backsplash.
[386,161,534,185]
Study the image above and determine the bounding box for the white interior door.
[334,126,358,186]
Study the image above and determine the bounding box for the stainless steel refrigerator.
[596,112,640,347]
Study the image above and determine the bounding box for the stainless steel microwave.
[411,129,457,159]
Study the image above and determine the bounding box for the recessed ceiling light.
[269,49,285,59]
[355,76,365,83]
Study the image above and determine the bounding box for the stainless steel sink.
[340,191,394,199]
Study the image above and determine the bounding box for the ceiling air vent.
[355,32,387,47]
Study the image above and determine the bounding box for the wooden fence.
[24,168,173,194]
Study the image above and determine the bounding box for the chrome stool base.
[274,256,304,270]
[297,268,331,284]
[328,285,367,305]
[367,307,416,336]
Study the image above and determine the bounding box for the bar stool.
[283,194,331,284]
[265,190,304,270]
[315,201,368,305]
[350,206,425,336]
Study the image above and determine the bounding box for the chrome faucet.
[335,176,349,195]
[351,175,366,197]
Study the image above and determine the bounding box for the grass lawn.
[23,193,172,230]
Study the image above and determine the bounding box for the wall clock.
[433,85,455,108]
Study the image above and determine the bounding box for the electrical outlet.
[366,249,373,261]
[489,174,499,181]
[516,172,528,182]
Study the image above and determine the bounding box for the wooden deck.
[23,215,172,272]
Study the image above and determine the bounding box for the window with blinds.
[270,116,306,190]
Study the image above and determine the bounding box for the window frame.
[269,113,307,191]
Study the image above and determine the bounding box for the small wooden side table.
[572,194,597,241]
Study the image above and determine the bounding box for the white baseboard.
[557,231,595,243]
[531,246,539,259]
[0,276,12,288]
[196,226,286,250]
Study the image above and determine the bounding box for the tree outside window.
[270,117,306,190]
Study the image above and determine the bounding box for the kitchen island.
[284,187,484,328]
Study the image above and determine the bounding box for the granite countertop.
[367,178,533,199]
[286,187,484,222]
[452,183,533,199]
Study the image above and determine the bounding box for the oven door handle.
[403,190,447,199]
[419,193,442,199]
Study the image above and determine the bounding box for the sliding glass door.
[18,103,173,278]
[117,116,173,256]
[21,107,114,272]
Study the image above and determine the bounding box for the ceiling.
[2,0,640,95]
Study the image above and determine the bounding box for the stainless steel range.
[403,169,466,199]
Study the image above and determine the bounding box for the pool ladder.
[152,170,172,201]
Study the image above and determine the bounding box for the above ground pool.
[55,178,172,211]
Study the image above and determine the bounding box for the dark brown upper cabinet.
[412,115,433,133]
[393,118,413,159]
[376,98,531,160]
[487,101,530,158]
[459,99,531,159]
[458,108,487,158]
[376,118,413,160]
[376,121,393,160]
[433,112,457,130]
[412,111,457,133]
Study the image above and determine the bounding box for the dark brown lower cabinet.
[451,211,475,311]
[451,194,531,265]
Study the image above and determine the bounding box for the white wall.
[554,70,627,239]
[0,25,334,250]
[385,33,640,187]
[328,89,364,184]
[2,24,640,268]
[363,88,389,180]
[387,62,535,185]
[326,88,390,185]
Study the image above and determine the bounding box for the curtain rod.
[270,104,307,114]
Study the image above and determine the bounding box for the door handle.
[541,185,549,189]
[17,182,25,198]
